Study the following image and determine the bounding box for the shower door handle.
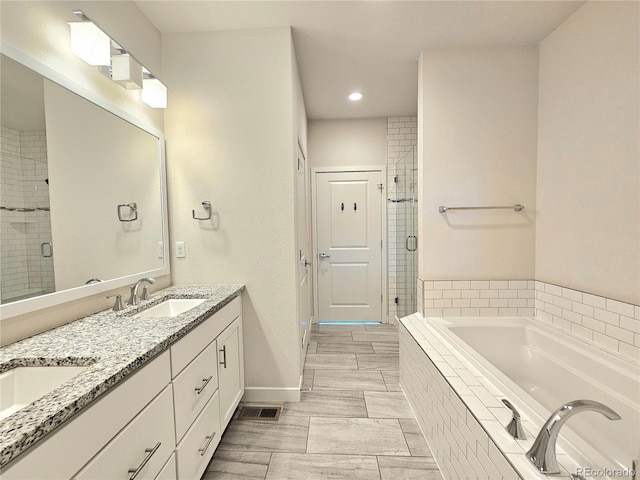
[405,235,417,252]
[41,242,53,258]
[318,253,330,259]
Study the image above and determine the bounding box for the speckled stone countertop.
[0,284,244,468]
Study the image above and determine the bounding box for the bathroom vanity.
[0,284,245,480]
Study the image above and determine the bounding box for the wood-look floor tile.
[381,370,401,391]
[284,390,367,417]
[217,415,309,453]
[318,324,366,332]
[304,354,358,370]
[307,340,317,354]
[399,418,422,434]
[204,451,271,479]
[302,369,314,391]
[365,324,398,332]
[316,341,375,354]
[403,433,432,457]
[266,453,381,480]
[364,391,414,418]
[377,456,442,479]
[307,418,410,456]
[356,354,399,370]
[352,331,399,343]
[372,342,400,354]
[313,369,387,391]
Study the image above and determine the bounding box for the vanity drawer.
[173,339,218,442]
[155,453,176,480]
[171,296,241,378]
[74,385,175,480]
[2,351,171,480]
[175,390,221,480]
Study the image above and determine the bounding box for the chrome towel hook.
[117,202,138,222]
[192,200,212,220]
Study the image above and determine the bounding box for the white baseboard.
[242,387,301,403]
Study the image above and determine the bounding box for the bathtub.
[400,315,639,479]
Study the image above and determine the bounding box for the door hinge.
[381,294,383,304]
[381,240,383,249]
[377,183,383,192]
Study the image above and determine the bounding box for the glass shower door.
[389,146,418,318]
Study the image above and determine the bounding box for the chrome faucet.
[527,399,621,474]
[129,277,156,306]
[502,399,526,440]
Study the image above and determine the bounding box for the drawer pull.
[128,442,161,480]
[195,375,213,395]
[199,432,216,456]
[219,345,227,368]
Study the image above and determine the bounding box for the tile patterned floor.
[203,323,444,480]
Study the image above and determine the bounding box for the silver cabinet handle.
[318,253,330,259]
[195,376,213,395]
[128,442,161,480]
[199,432,216,456]
[219,345,227,368]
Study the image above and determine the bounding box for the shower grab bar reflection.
[439,204,524,214]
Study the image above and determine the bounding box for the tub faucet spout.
[527,399,621,474]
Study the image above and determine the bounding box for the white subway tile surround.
[387,116,418,319]
[417,278,640,363]
[400,315,584,480]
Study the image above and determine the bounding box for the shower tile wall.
[387,116,417,320]
[0,126,54,303]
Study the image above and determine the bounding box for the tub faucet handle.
[502,399,527,440]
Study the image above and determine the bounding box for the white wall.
[536,1,640,305]
[308,118,387,168]
[162,27,302,400]
[0,1,168,346]
[418,48,538,280]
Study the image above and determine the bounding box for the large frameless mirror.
[0,46,169,320]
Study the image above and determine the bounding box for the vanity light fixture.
[141,72,168,109]
[68,18,111,66]
[111,54,143,90]
[68,10,167,108]
[348,91,364,101]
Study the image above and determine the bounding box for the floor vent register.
[237,406,282,421]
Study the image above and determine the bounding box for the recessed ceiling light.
[348,91,364,101]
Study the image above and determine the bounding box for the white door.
[296,146,312,367]
[315,170,383,322]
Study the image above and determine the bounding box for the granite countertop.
[0,284,245,468]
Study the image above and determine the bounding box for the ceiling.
[135,1,585,120]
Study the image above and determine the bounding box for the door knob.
[318,253,330,259]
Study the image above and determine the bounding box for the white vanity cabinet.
[1,294,244,480]
[216,316,244,430]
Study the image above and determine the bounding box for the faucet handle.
[141,284,151,301]
[106,294,124,312]
[502,399,527,440]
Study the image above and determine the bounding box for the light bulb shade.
[112,54,143,89]
[141,78,168,109]
[68,21,111,66]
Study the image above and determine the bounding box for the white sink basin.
[0,366,88,421]
[133,299,207,319]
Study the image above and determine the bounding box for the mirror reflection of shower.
[0,129,56,304]
[388,145,418,319]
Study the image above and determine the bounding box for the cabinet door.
[217,316,244,429]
